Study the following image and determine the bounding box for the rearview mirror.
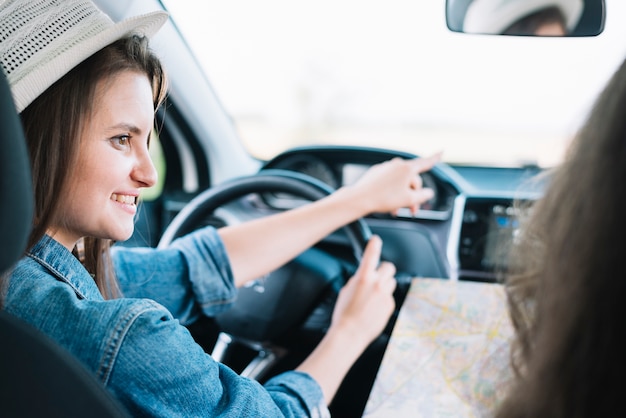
[446,0,605,36]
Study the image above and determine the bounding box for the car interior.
[1,0,611,417]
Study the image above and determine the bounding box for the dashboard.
[261,145,546,283]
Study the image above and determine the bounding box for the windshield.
[162,0,626,168]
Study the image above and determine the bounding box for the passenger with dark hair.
[496,54,626,418]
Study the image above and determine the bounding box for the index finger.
[356,234,382,277]
[411,151,443,174]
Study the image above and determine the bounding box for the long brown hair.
[497,57,626,417]
[20,34,167,299]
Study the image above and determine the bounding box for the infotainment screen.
[482,204,520,269]
[458,198,526,281]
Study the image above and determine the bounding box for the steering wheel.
[157,169,372,342]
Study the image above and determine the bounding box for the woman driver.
[0,0,439,416]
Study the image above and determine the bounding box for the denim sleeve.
[108,301,329,418]
[112,226,237,324]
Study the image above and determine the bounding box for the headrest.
[0,70,33,274]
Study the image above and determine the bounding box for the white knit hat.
[0,0,168,112]
[463,0,584,34]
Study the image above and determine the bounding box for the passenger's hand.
[329,235,396,348]
[350,152,442,216]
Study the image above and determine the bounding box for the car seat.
[0,70,130,417]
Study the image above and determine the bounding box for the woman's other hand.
[296,234,397,403]
[329,234,396,347]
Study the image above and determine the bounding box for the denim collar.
[27,235,102,301]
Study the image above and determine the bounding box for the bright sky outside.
[162,0,626,166]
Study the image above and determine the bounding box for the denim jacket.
[5,228,329,417]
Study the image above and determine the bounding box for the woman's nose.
[133,145,158,188]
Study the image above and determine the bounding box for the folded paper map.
[364,278,514,418]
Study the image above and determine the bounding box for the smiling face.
[48,70,157,249]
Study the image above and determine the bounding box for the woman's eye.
[112,135,131,148]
